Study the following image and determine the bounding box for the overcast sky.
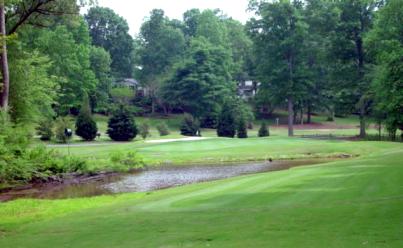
[90,0,253,36]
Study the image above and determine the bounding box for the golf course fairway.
[0,139,402,247]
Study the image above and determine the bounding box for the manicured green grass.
[1,140,402,247]
[55,136,398,167]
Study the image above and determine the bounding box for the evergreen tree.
[258,122,270,137]
[217,103,236,138]
[180,114,200,136]
[237,117,248,138]
[107,106,138,141]
[75,93,98,141]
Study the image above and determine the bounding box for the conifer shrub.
[217,103,236,138]
[75,94,98,141]
[107,106,138,141]
[237,117,248,138]
[180,114,200,136]
[258,122,270,137]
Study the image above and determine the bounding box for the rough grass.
[0,140,402,247]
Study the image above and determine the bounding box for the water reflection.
[0,159,329,202]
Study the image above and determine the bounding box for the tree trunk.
[288,97,294,137]
[300,107,304,125]
[378,120,382,140]
[359,104,366,138]
[151,99,155,114]
[307,104,312,124]
[162,104,168,116]
[0,3,9,109]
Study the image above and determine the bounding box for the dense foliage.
[180,114,200,136]
[258,122,270,137]
[139,122,151,140]
[0,111,86,186]
[367,0,403,139]
[75,94,98,141]
[217,102,236,138]
[54,117,73,143]
[36,119,54,141]
[85,6,134,78]
[107,107,138,141]
[156,122,170,136]
[237,117,248,138]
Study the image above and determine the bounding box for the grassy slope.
[57,136,396,167]
[0,140,402,247]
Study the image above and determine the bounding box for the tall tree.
[0,0,9,108]
[367,0,403,138]
[163,37,234,119]
[303,0,339,123]
[224,18,254,82]
[8,47,56,122]
[89,46,112,113]
[138,9,186,114]
[330,0,380,137]
[1,0,93,108]
[85,6,134,78]
[248,0,309,136]
[22,19,98,113]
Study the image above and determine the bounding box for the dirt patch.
[0,171,122,202]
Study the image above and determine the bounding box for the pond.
[0,159,331,202]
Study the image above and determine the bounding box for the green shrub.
[200,110,219,129]
[36,119,54,141]
[0,111,88,185]
[65,156,88,173]
[107,106,138,141]
[55,117,73,143]
[217,102,236,138]
[110,151,145,171]
[139,122,151,140]
[75,93,98,141]
[76,114,98,141]
[156,122,170,136]
[180,114,200,136]
[237,118,248,138]
[258,122,270,137]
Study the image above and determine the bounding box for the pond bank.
[0,158,339,202]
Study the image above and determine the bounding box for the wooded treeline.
[0,0,402,138]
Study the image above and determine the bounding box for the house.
[116,78,147,97]
[237,80,259,99]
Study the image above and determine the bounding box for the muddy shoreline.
[0,157,350,202]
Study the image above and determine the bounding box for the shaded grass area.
[0,144,402,247]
